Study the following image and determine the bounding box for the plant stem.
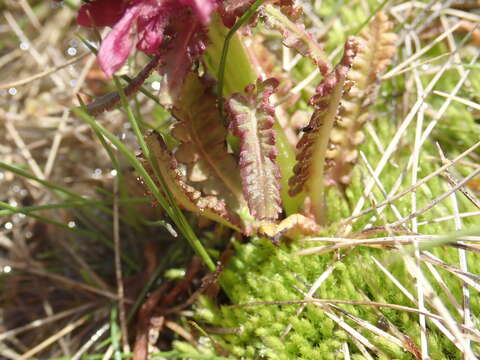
[73,108,216,271]
[215,0,267,115]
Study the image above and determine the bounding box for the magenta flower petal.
[97,4,143,78]
[135,4,169,54]
[77,0,127,27]
[78,0,217,79]
[180,0,217,24]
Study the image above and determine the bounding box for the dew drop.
[67,47,77,56]
[52,1,64,8]
[92,168,102,179]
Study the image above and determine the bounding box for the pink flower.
[78,0,217,77]
[180,0,217,24]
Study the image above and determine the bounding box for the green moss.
[189,224,479,359]
[181,0,480,358]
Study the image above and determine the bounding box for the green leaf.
[226,78,282,220]
[289,38,359,224]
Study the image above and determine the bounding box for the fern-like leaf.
[170,73,250,229]
[143,132,240,230]
[263,2,330,73]
[226,78,282,221]
[288,38,358,223]
[325,12,396,187]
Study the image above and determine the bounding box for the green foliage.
[186,232,479,359]
[177,1,480,352]
[6,0,476,358]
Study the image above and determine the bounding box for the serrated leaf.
[263,2,330,73]
[325,12,396,187]
[226,78,282,221]
[170,73,251,230]
[143,132,240,230]
[288,38,358,223]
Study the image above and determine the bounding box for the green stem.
[0,200,138,270]
[0,198,147,217]
[73,108,215,272]
[216,0,267,116]
[0,162,82,200]
[76,95,140,230]
[114,77,216,271]
[0,161,126,221]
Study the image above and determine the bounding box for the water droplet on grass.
[67,47,77,56]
